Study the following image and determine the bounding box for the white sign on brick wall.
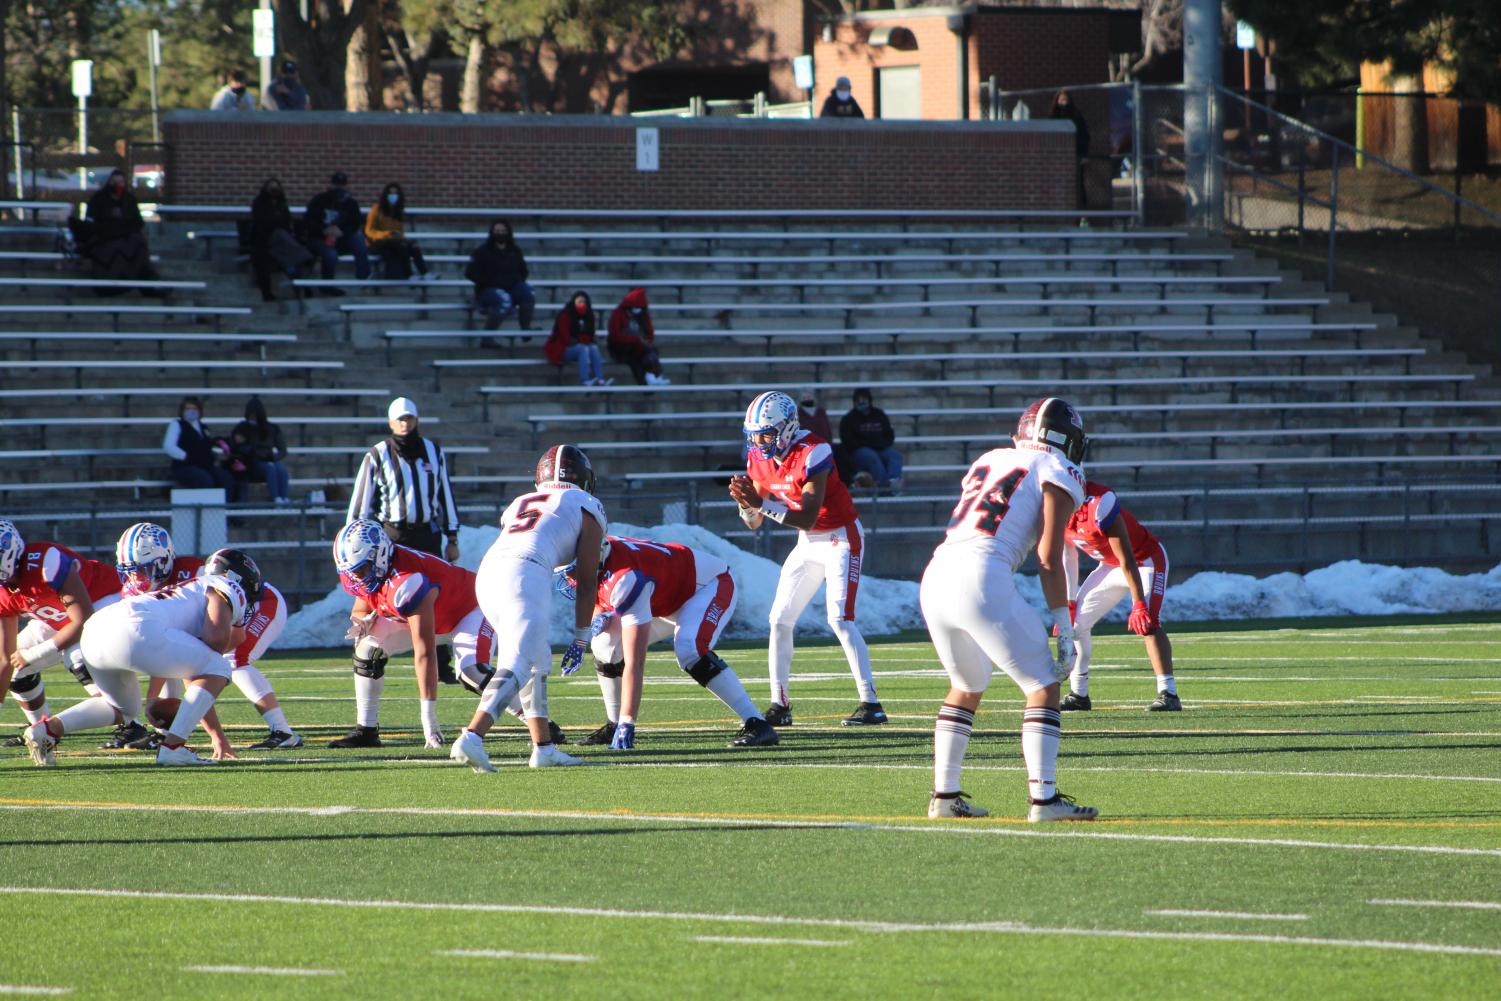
[636,127,660,172]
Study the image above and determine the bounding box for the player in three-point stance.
[333,519,500,749]
[0,520,122,739]
[449,444,603,773]
[565,536,779,749]
[113,522,305,750]
[920,398,1099,822]
[729,391,886,727]
[1060,483,1180,712]
[23,549,265,767]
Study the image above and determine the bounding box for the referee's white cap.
[388,397,419,421]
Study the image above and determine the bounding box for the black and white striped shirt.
[347,437,459,535]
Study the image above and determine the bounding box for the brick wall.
[162,111,1075,210]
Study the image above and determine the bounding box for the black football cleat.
[841,702,888,726]
[99,721,151,750]
[548,720,568,745]
[1148,691,1182,712]
[3,730,26,748]
[247,730,304,750]
[762,703,793,727]
[729,717,780,748]
[126,729,164,751]
[579,721,617,746]
[1060,691,1092,711]
[328,726,383,748]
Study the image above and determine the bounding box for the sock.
[597,671,622,724]
[420,698,439,737]
[619,713,635,726]
[261,706,290,732]
[1070,633,1092,696]
[166,684,219,744]
[768,624,793,706]
[830,618,877,703]
[354,674,384,728]
[1157,674,1177,695]
[933,703,976,795]
[1022,706,1062,803]
[22,699,50,725]
[53,696,120,735]
[705,670,759,722]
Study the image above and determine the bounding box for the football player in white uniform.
[22,549,265,767]
[920,399,1099,822]
[449,445,604,773]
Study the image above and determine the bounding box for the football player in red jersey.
[565,536,778,749]
[1060,481,1179,712]
[0,520,121,737]
[729,391,886,727]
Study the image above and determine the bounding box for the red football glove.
[1127,600,1155,636]
[1051,601,1078,637]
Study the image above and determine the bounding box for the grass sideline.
[2,615,1499,1000]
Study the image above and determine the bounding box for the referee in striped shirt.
[347,397,461,681]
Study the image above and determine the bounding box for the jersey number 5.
[507,494,546,534]
[946,466,1027,536]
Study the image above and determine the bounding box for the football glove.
[343,612,377,643]
[610,721,635,750]
[1127,600,1155,636]
[1049,607,1075,681]
[1052,600,1078,637]
[559,639,587,676]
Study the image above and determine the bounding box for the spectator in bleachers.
[607,287,670,386]
[210,69,256,111]
[1050,89,1091,209]
[545,291,611,386]
[248,178,310,302]
[820,76,864,119]
[262,60,311,111]
[76,169,162,292]
[465,219,534,331]
[162,396,238,501]
[797,388,855,485]
[840,387,902,490]
[304,171,371,289]
[230,396,292,504]
[364,182,431,282]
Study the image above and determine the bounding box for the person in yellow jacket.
[364,182,432,281]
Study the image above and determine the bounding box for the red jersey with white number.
[340,545,476,635]
[937,445,1086,572]
[1066,481,1161,567]
[593,538,728,624]
[167,556,205,587]
[745,430,857,533]
[0,541,121,619]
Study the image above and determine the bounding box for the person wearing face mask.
[248,177,310,302]
[796,388,856,486]
[819,76,865,119]
[162,396,238,501]
[465,219,535,331]
[606,287,670,386]
[365,182,431,282]
[229,397,291,503]
[545,290,611,386]
[1050,89,1091,209]
[261,59,311,111]
[303,171,371,287]
[840,387,902,490]
[210,69,256,112]
[76,169,162,292]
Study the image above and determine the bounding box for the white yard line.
[1146,909,1309,921]
[182,965,342,976]
[693,935,851,947]
[1369,899,1501,912]
[0,988,71,997]
[436,948,595,963]
[3,885,1496,959]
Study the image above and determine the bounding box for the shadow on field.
[1063,738,1501,761]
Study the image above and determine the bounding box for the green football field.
[3,615,1500,1000]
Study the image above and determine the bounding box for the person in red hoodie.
[545,290,612,387]
[607,287,670,386]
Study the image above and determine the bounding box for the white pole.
[10,108,22,201]
[149,29,162,143]
[1183,0,1224,230]
[258,0,274,109]
[77,94,88,200]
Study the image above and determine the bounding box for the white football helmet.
[116,522,176,595]
[744,391,800,461]
[333,519,394,595]
[0,519,23,586]
[554,538,612,602]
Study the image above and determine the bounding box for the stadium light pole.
[1183,0,1224,230]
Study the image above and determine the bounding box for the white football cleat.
[1028,793,1098,823]
[450,730,495,773]
[529,743,583,768]
[23,720,57,768]
[424,730,446,750]
[928,793,989,819]
[156,743,215,766]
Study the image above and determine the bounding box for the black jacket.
[85,188,144,241]
[465,238,529,289]
[250,191,294,249]
[304,189,362,238]
[840,406,895,451]
[820,92,865,119]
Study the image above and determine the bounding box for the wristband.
[573,626,592,644]
[761,500,789,524]
[20,639,59,666]
[1049,607,1075,641]
[738,505,760,527]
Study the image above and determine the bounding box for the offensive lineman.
[728,391,886,727]
[567,536,778,749]
[920,398,1098,822]
[1061,482,1180,712]
[22,549,264,767]
[449,445,602,773]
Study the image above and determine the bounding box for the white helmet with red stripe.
[116,522,176,595]
[743,391,799,461]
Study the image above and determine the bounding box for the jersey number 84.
[946,466,1027,536]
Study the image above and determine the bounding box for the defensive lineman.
[920,398,1099,821]
[449,445,602,773]
[728,391,886,727]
